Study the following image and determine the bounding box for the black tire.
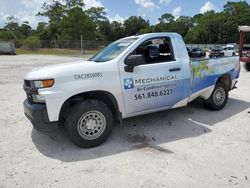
[244,63,250,71]
[65,100,114,148]
[204,82,228,111]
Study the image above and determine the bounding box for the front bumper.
[23,99,58,132]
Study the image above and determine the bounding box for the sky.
[0,0,249,28]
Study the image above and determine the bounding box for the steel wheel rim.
[77,111,106,140]
[213,87,226,106]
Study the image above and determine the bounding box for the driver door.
[120,37,184,115]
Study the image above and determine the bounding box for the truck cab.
[23,33,240,148]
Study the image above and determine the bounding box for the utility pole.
[80,35,83,55]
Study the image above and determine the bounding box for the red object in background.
[239,26,250,63]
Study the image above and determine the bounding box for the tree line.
[0,0,250,49]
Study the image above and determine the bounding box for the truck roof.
[123,32,181,40]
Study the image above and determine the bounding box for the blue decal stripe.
[191,68,236,94]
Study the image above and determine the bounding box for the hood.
[24,60,97,80]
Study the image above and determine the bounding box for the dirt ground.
[0,55,250,188]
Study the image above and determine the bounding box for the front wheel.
[204,82,228,111]
[66,100,114,148]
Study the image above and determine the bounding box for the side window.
[133,37,175,64]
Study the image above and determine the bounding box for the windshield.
[90,38,138,62]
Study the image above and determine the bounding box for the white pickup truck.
[23,33,240,148]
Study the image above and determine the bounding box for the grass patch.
[16,48,98,56]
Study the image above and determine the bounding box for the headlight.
[33,79,54,89]
[31,79,54,103]
[32,94,45,103]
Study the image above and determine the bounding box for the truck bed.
[190,56,240,98]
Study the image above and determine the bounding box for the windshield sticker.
[119,38,138,43]
[118,42,131,47]
[74,72,102,80]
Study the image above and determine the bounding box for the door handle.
[169,68,181,72]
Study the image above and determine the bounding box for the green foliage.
[173,16,193,37]
[37,1,66,41]
[86,7,107,23]
[124,16,150,36]
[0,30,22,47]
[4,16,19,32]
[1,0,250,46]
[156,15,193,38]
[60,7,96,41]
[222,1,250,43]
[0,31,18,41]
[109,21,125,40]
[65,0,84,8]
[158,13,174,24]
[19,21,32,37]
[35,22,49,40]
[185,1,250,44]
[23,36,41,50]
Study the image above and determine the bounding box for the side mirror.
[124,54,146,72]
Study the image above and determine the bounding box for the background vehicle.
[187,47,206,58]
[239,26,250,71]
[23,33,240,148]
[209,46,224,58]
[223,44,236,57]
[242,45,250,57]
[0,41,16,55]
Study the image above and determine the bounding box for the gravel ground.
[0,55,250,188]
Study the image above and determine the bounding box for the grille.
[27,94,33,103]
[24,80,33,103]
[24,80,31,87]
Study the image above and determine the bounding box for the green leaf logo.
[192,58,214,79]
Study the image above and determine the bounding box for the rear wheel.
[65,100,114,148]
[204,82,228,111]
[244,63,250,71]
